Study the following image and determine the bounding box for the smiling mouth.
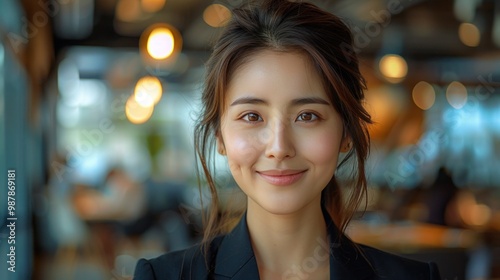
[257,169,307,186]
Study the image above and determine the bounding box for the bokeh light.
[412,81,436,110]
[140,23,182,67]
[446,81,468,109]
[116,0,141,22]
[141,0,165,13]
[468,204,491,227]
[203,4,232,28]
[379,54,408,82]
[125,94,154,124]
[57,58,80,102]
[458,192,492,228]
[147,27,175,60]
[458,23,480,47]
[57,102,80,128]
[134,76,163,107]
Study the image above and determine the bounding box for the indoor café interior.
[0,0,499,279]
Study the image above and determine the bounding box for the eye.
[296,112,318,122]
[241,113,263,122]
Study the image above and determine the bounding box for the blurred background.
[0,0,499,279]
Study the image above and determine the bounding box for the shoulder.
[133,237,223,280]
[134,249,186,280]
[359,244,441,280]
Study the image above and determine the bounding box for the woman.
[134,0,441,279]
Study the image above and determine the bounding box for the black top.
[134,210,441,279]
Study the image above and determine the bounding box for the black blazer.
[134,211,441,279]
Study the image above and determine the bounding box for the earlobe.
[340,136,352,153]
[216,135,226,155]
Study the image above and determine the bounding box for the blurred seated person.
[388,167,458,226]
[426,167,458,226]
[72,168,147,222]
[72,167,194,250]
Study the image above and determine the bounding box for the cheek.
[300,129,342,166]
[223,130,262,168]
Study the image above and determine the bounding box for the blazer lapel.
[212,209,375,280]
[213,213,260,279]
[324,209,375,280]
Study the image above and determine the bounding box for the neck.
[246,197,330,279]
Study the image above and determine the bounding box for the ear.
[340,134,352,153]
[216,132,226,155]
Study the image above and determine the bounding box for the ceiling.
[51,0,500,58]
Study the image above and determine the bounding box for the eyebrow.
[291,97,330,106]
[230,96,330,106]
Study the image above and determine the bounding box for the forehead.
[229,49,317,80]
[224,50,326,103]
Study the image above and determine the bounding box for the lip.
[257,169,307,186]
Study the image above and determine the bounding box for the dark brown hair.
[194,0,372,249]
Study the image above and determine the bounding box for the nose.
[263,120,296,161]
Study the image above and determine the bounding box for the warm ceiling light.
[465,204,491,227]
[147,27,175,60]
[125,94,154,124]
[140,24,182,65]
[379,54,408,82]
[458,23,480,47]
[446,81,468,109]
[116,0,141,22]
[141,0,165,13]
[134,76,163,107]
[412,81,435,110]
[203,4,232,28]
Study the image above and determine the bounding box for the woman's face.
[218,50,347,215]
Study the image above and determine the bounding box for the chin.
[251,194,320,216]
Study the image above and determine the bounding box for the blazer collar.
[324,209,374,280]
[214,209,375,280]
[213,212,259,279]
